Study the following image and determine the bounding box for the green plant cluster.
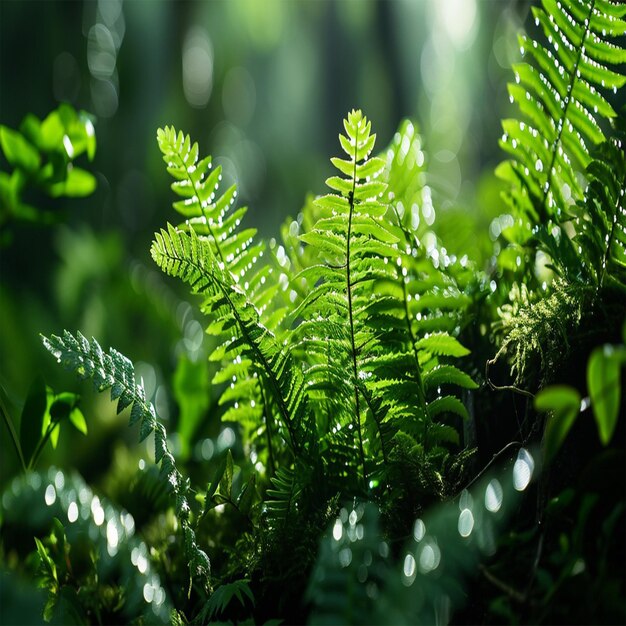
[0,104,96,244]
[1,0,625,624]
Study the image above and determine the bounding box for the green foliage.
[535,385,581,461]
[497,0,625,251]
[567,127,626,288]
[308,450,534,625]
[494,0,626,383]
[496,278,591,382]
[9,2,625,623]
[40,331,211,588]
[2,468,172,624]
[0,374,88,473]
[153,126,313,464]
[587,340,626,444]
[150,114,476,533]
[0,104,96,241]
[201,578,255,623]
[536,325,626,459]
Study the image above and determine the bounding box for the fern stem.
[393,207,429,416]
[540,0,595,220]
[346,132,367,489]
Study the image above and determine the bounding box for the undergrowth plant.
[494,0,626,384]
[1,0,623,624]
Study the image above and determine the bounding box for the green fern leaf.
[151,225,313,458]
[498,0,626,258]
[155,128,316,466]
[41,330,211,586]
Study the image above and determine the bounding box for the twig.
[458,440,524,495]
[479,564,528,604]
[485,356,536,400]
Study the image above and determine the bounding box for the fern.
[40,330,211,588]
[497,0,626,264]
[292,110,399,488]
[154,127,314,465]
[151,225,313,459]
[569,125,626,288]
[292,111,475,499]
[494,0,626,383]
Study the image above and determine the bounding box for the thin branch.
[486,355,536,400]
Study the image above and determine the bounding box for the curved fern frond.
[156,128,312,467]
[41,330,211,587]
[497,0,626,254]
[151,225,313,459]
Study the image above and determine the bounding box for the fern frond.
[263,465,302,528]
[151,225,313,459]
[156,128,314,468]
[296,110,398,487]
[568,129,626,288]
[41,330,211,586]
[156,126,263,275]
[497,0,626,253]
[294,111,476,494]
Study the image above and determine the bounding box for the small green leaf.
[50,423,61,449]
[588,346,624,445]
[34,536,57,584]
[49,167,97,198]
[535,385,581,412]
[218,449,234,500]
[68,408,87,435]
[0,126,40,173]
[38,111,65,152]
[535,385,581,462]
[206,454,228,505]
[49,392,79,423]
[237,474,256,516]
[19,376,47,466]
